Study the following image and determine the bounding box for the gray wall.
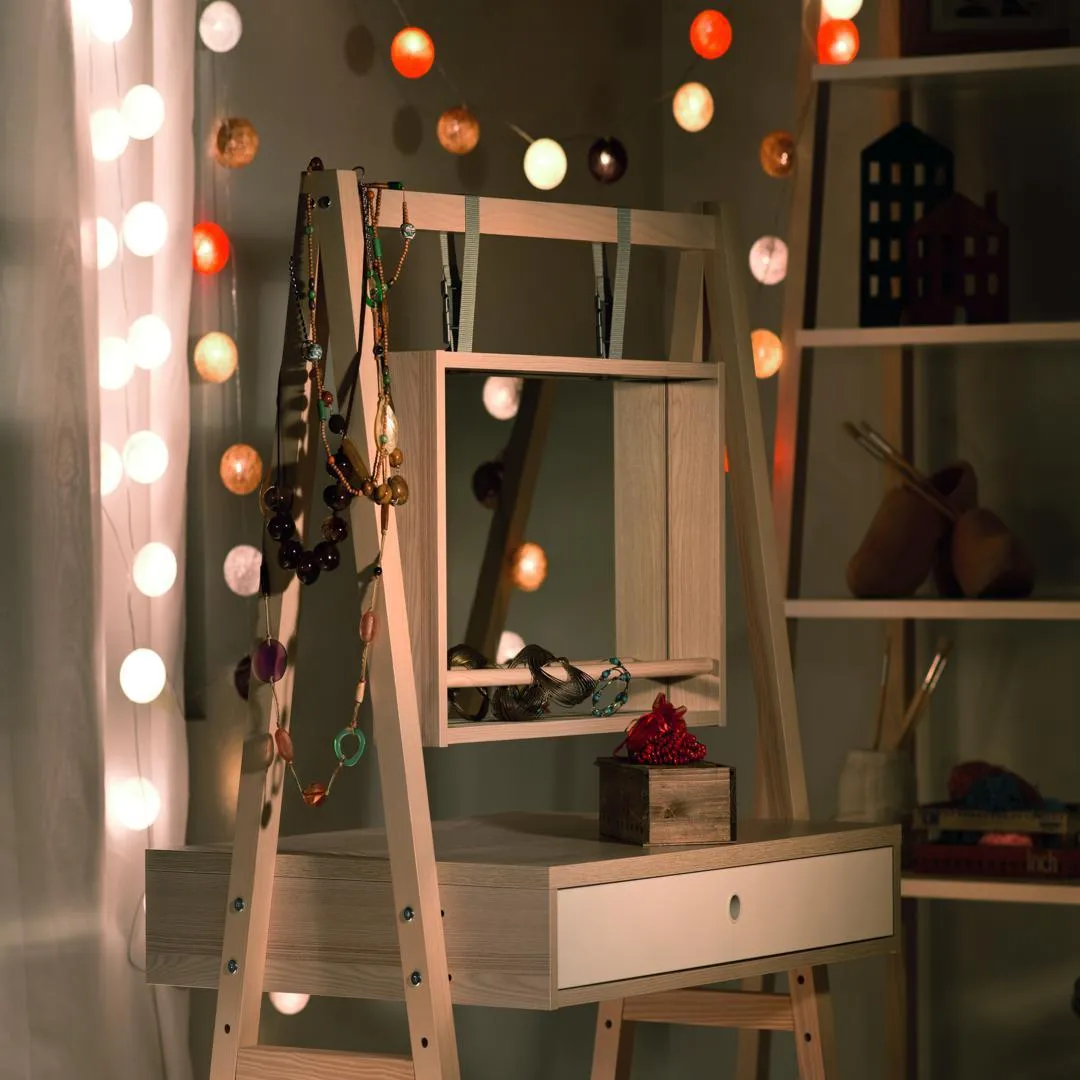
[185,1,1080,1077]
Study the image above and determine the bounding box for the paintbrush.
[892,639,952,749]
[871,639,891,752]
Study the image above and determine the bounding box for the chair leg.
[591,999,636,1080]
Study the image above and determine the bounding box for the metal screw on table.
[232,897,245,913]
[402,906,415,922]
[410,971,423,987]
[226,959,238,975]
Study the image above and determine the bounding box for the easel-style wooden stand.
[146,171,900,1079]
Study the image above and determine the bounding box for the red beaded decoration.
[614,693,708,766]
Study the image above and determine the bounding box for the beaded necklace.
[255,160,414,807]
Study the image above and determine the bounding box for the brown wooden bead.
[360,611,378,642]
[388,447,404,468]
[302,782,328,807]
[361,478,375,497]
[273,727,294,763]
[389,475,409,505]
[320,389,333,407]
[374,483,392,505]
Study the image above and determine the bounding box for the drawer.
[555,846,894,989]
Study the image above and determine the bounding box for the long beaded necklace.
[254,160,415,807]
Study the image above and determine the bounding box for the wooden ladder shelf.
[145,170,901,1079]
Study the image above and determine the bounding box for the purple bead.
[278,538,303,570]
[267,512,296,543]
[314,540,340,571]
[252,637,288,683]
[323,483,350,512]
[296,550,321,586]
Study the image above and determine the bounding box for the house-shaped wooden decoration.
[906,191,1009,325]
[859,121,954,327]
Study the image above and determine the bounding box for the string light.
[109,777,162,831]
[511,543,548,591]
[199,1,243,53]
[390,26,435,79]
[90,108,129,162]
[672,82,714,133]
[224,545,263,597]
[496,631,525,665]
[751,329,784,379]
[523,138,567,191]
[96,217,120,269]
[219,444,263,496]
[818,19,859,64]
[587,138,628,184]
[122,201,169,258]
[99,336,135,390]
[193,221,230,275]
[760,131,795,178]
[749,236,788,285]
[214,117,260,168]
[482,376,523,420]
[88,0,133,44]
[689,10,733,60]
[269,993,310,1016]
[437,107,480,155]
[101,441,124,496]
[193,331,238,382]
[823,0,863,18]
[122,430,169,485]
[132,542,178,598]
[118,648,167,704]
[121,84,165,141]
[128,314,173,371]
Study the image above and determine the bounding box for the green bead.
[379,434,388,445]
[308,289,316,300]
[304,225,314,235]
[373,237,383,259]
[609,657,619,665]
[318,400,331,420]
[601,669,610,680]
[333,726,366,768]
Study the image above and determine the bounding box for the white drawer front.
[555,846,894,989]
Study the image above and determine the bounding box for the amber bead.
[320,389,334,407]
[361,478,375,497]
[360,610,378,642]
[273,727,294,763]
[314,540,340,571]
[296,550,321,586]
[323,483,350,511]
[278,538,303,570]
[388,447,404,468]
[302,782,328,807]
[374,483,392,505]
[267,512,295,542]
[389,475,409,505]
[322,515,348,543]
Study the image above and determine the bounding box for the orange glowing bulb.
[751,329,784,379]
[391,26,435,79]
[818,19,859,65]
[193,220,230,274]
[724,448,729,473]
[219,443,263,495]
[510,542,548,592]
[689,9,732,60]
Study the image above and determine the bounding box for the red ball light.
[818,18,859,65]
[689,9,732,60]
[390,26,435,79]
[193,221,229,275]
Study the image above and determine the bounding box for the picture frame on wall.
[901,0,1072,57]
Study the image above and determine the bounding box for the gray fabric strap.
[457,195,480,353]
[608,207,631,361]
[591,241,607,358]
[439,230,455,348]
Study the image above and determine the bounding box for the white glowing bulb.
[99,336,134,390]
[523,138,567,191]
[121,84,165,140]
[224,545,262,597]
[748,236,789,286]
[132,542,178,598]
[496,630,526,665]
[823,0,863,17]
[122,430,169,484]
[127,314,172,370]
[88,0,133,43]
[90,108,129,162]
[122,201,168,257]
[672,82,714,133]
[269,992,310,1016]
[199,1,243,52]
[109,777,161,831]
[101,441,123,495]
[96,217,119,269]
[119,648,167,704]
[482,376,523,421]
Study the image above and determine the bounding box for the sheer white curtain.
[0,1,194,1078]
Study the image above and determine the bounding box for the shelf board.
[902,873,1080,906]
[437,351,720,381]
[798,322,1080,349]
[445,709,721,746]
[813,46,1080,89]
[785,599,1080,621]
[446,656,716,689]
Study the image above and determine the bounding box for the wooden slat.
[444,710,721,746]
[208,194,319,1080]
[785,598,1080,620]
[902,875,1080,905]
[236,1047,413,1080]
[440,352,719,379]
[798,320,1080,348]
[668,251,704,366]
[445,656,715,689]
[313,169,459,1080]
[373,185,715,250]
[791,965,836,1080]
[625,989,795,1030]
[590,1000,635,1080]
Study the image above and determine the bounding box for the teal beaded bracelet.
[591,658,631,717]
